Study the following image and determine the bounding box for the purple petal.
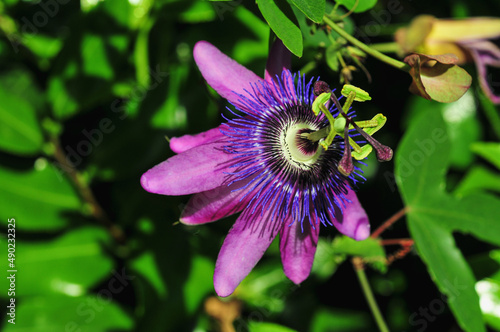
[461,40,500,104]
[214,209,279,297]
[180,177,255,225]
[279,218,320,284]
[193,41,263,107]
[141,141,234,196]
[332,188,370,241]
[170,126,225,154]
[264,38,292,84]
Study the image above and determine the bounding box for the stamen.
[338,124,354,176]
[311,80,393,170]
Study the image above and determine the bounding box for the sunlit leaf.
[310,308,371,331]
[131,251,168,299]
[2,294,133,332]
[257,0,303,57]
[455,166,500,197]
[332,236,387,273]
[395,107,500,332]
[183,255,214,314]
[249,322,298,332]
[0,161,81,230]
[0,227,113,297]
[288,0,325,23]
[405,91,480,169]
[0,78,43,155]
[470,142,500,170]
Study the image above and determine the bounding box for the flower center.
[281,123,323,170]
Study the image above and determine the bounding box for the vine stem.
[370,207,407,239]
[352,257,390,332]
[51,137,126,244]
[323,16,410,72]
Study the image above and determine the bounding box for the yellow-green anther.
[361,114,387,136]
[342,85,372,102]
[312,92,331,116]
[348,136,363,154]
[352,145,373,160]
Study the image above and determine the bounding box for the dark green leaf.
[257,0,303,57]
[289,0,325,23]
[404,92,480,169]
[0,160,81,231]
[0,78,43,155]
[470,142,500,170]
[332,236,387,273]
[130,250,168,299]
[454,166,500,197]
[311,238,343,280]
[249,322,298,332]
[310,308,371,331]
[2,295,133,332]
[395,107,500,331]
[335,0,377,13]
[183,255,214,314]
[0,227,113,297]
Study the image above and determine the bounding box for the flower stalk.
[352,257,390,332]
[323,15,410,72]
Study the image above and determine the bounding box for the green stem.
[353,257,390,332]
[368,42,401,54]
[323,16,410,72]
[49,136,127,245]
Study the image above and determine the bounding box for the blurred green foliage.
[0,0,500,331]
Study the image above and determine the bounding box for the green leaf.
[0,227,113,297]
[331,236,387,273]
[0,161,81,231]
[310,308,371,331]
[404,91,481,169]
[183,255,214,314]
[311,238,343,280]
[249,322,298,332]
[395,107,500,332]
[81,34,113,80]
[237,260,292,313]
[130,251,168,299]
[2,295,133,332]
[288,0,325,23]
[441,91,480,168]
[257,0,303,57]
[0,79,43,155]
[470,142,500,170]
[454,166,500,197]
[335,0,377,13]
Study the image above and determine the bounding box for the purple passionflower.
[141,40,370,297]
